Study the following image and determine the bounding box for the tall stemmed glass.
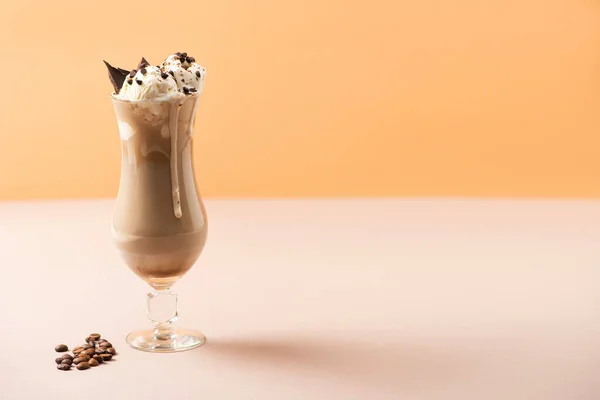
[111,94,207,352]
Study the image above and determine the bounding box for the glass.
[110,95,207,352]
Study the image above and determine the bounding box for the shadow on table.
[201,335,479,393]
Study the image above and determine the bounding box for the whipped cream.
[113,52,206,101]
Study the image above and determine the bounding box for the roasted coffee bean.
[55,357,64,365]
[100,353,112,361]
[87,340,96,347]
[82,349,95,357]
[61,353,73,360]
[72,346,83,355]
[89,333,101,341]
[88,358,99,367]
[73,355,89,364]
[106,348,116,355]
[103,342,112,348]
[82,344,92,350]
[76,362,90,370]
[97,339,107,344]
[85,336,91,342]
[79,354,91,361]
[54,344,68,352]
[61,358,73,365]
[92,354,104,364]
[57,363,71,371]
[95,347,106,354]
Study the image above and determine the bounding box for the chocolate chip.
[141,68,147,75]
[185,56,194,64]
[169,70,175,77]
[161,72,169,79]
[182,87,190,94]
[195,71,201,78]
[127,79,133,85]
[136,80,143,85]
[175,52,182,56]
[181,52,187,57]
[129,70,137,78]
[54,344,68,352]
[189,87,197,92]
[179,56,186,62]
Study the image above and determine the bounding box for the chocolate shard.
[103,60,129,94]
[137,57,150,70]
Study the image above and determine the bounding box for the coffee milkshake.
[106,53,207,290]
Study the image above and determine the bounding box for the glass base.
[126,329,206,353]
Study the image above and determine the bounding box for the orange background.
[0,0,599,200]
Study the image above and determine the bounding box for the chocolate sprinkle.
[195,71,201,78]
[136,80,143,85]
[161,72,169,79]
[129,70,137,78]
[103,60,129,94]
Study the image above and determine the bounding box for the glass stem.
[147,289,179,342]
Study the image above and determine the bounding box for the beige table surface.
[0,199,599,399]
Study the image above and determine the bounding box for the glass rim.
[110,93,198,104]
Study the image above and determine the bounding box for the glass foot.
[126,329,206,353]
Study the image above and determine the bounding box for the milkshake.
[106,53,207,290]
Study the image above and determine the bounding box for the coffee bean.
[72,346,83,355]
[87,340,96,347]
[55,357,63,364]
[73,356,89,364]
[54,344,68,352]
[79,354,91,361]
[82,344,92,350]
[89,333,101,341]
[103,342,113,348]
[85,336,91,342]
[61,353,73,360]
[88,358,99,367]
[57,363,71,371]
[106,348,116,355]
[76,362,90,370]
[92,354,104,364]
[100,353,112,361]
[61,358,73,365]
